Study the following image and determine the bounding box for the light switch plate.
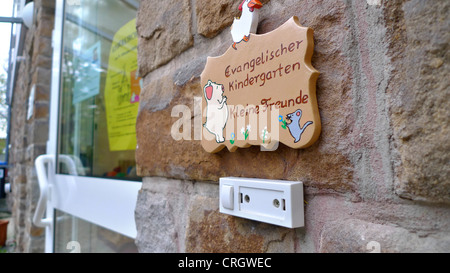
[219,177,304,228]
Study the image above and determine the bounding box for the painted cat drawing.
[286,109,313,143]
[203,80,228,143]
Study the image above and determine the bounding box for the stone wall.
[8,0,54,253]
[135,0,450,252]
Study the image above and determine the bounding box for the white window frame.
[42,0,141,253]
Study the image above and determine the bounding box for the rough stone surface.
[135,178,297,253]
[135,178,450,253]
[185,194,295,253]
[385,0,450,203]
[137,0,391,195]
[137,0,449,202]
[195,0,240,38]
[137,0,193,77]
[135,0,450,253]
[319,218,450,253]
[195,0,271,38]
[7,0,449,254]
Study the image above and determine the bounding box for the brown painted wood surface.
[201,16,320,153]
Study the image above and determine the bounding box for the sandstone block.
[185,194,295,253]
[25,144,47,163]
[387,0,450,203]
[36,6,55,38]
[32,37,53,58]
[137,0,193,77]
[136,74,354,191]
[135,188,178,252]
[195,0,240,38]
[195,0,271,38]
[31,67,51,88]
[25,120,49,146]
[37,0,56,9]
[33,84,50,101]
[320,218,450,253]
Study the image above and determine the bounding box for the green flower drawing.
[279,115,287,129]
[230,132,236,145]
[261,127,269,144]
[241,125,251,140]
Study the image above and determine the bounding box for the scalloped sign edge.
[200,16,320,153]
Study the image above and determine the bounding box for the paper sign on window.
[104,19,141,151]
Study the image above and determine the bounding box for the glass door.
[37,0,141,253]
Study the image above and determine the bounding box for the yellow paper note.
[104,19,141,151]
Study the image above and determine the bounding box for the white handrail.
[33,154,54,228]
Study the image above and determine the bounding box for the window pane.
[54,210,138,253]
[58,0,140,179]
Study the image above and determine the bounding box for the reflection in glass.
[54,210,138,253]
[58,0,140,180]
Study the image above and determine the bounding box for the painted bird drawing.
[231,0,263,50]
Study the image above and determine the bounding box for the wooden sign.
[201,16,320,153]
